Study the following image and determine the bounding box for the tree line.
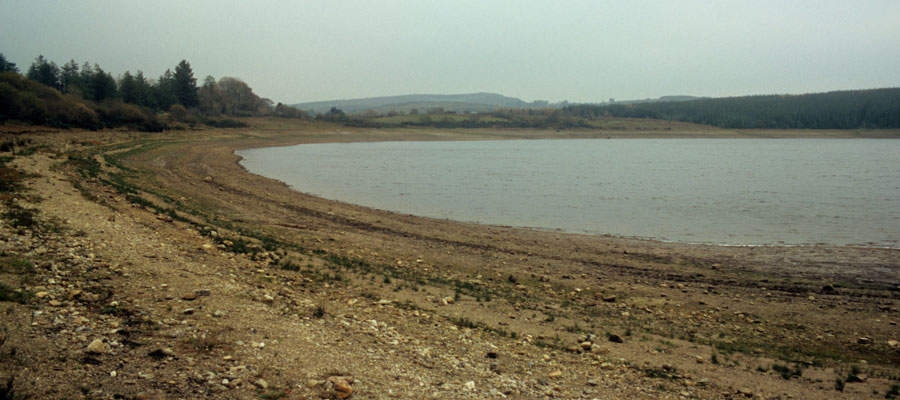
[315,88,900,131]
[561,89,900,129]
[1,53,300,131]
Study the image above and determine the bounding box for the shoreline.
[2,122,899,398]
[231,129,900,252]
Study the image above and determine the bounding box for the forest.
[0,53,293,131]
[561,89,900,129]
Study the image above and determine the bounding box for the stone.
[181,293,197,301]
[182,308,194,315]
[857,337,872,345]
[262,295,275,303]
[194,289,211,297]
[580,341,593,351]
[887,340,898,348]
[548,370,563,378]
[213,310,226,318]
[590,344,609,354]
[35,291,50,299]
[335,381,353,399]
[602,295,617,303]
[695,356,705,363]
[254,378,268,389]
[464,381,476,390]
[608,334,623,343]
[86,339,108,354]
[737,387,753,397]
[442,296,455,305]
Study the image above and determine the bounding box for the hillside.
[292,92,533,114]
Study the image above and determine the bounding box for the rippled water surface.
[238,139,900,247]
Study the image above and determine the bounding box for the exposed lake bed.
[7,123,897,399]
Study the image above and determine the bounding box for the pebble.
[86,339,108,354]
[254,378,268,389]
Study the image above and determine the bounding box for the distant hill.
[612,95,707,105]
[292,93,536,114]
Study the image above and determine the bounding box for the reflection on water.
[238,139,900,247]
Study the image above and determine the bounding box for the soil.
[1,120,898,399]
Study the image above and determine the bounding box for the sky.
[2,0,899,104]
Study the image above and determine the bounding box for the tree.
[60,60,80,94]
[216,77,264,116]
[0,53,18,73]
[273,102,300,118]
[152,69,177,110]
[26,55,61,90]
[197,75,221,115]
[131,71,153,108]
[119,71,139,104]
[172,59,198,107]
[89,64,117,102]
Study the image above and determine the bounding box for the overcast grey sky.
[2,1,899,104]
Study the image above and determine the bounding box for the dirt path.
[1,122,899,399]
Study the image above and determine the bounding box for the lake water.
[238,139,900,248]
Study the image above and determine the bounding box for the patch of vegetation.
[0,160,29,194]
[312,305,326,318]
[0,282,32,304]
[0,375,25,400]
[772,363,803,380]
[259,390,289,399]
[643,365,680,380]
[1,258,35,274]
[886,384,900,399]
[1,204,39,229]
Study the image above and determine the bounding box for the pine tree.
[173,59,198,107]
[0,53,18,73]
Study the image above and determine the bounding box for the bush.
[168,104,188,121]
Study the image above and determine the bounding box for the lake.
[237,139,900,248]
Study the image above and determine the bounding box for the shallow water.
[238,139,900,247]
